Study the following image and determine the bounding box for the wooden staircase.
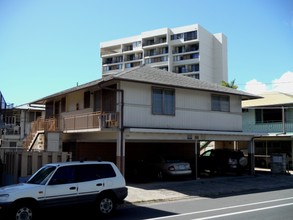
[23,117,57,150]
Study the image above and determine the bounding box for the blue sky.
[0,0,293,106]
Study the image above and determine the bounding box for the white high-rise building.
[100,24,228,84]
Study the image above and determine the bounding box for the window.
[191,53,199,59]
[189,64,199,72]
[28,166,56,185]
[145,58,151,64]
[49,166,76,185]
[150,49,156,56]
[171,33,183,40]
[255,108,284,123]
[190,73,199,79]
[77,164,116,182]
[152,88,175,115]
[184,31,197,41]
[211,94,230,112]
[177,66,186,73]
[84,91,91,108]
[159,66,168,71]
[133,41,141,48]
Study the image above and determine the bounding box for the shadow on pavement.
[126,170,293,202]
[40,204,176,220]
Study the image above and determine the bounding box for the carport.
[122,128,257,180]
[61,127,258,180]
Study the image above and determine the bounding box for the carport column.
[194,139,199,179]
[291,140,293,169]
[116,131,125,176]
[248,140,255,175]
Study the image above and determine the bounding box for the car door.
[76,164,105,204]
[199,150,215,171]
[44,165,78,207]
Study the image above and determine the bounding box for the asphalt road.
[25,187,293,219]
[11,172,292,220]
[109,188,293,220]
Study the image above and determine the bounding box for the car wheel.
[239,157,248,167]
[12,202,36,220]
[96,194,116,216]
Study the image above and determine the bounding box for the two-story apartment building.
[242,91,293,169]
[100,24,227,84]
[28,66,258,177]
[0,103,45,149]
[1,91,14,148]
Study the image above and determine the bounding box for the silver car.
[150,156,192,179]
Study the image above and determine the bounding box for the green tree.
[221,79,238,89]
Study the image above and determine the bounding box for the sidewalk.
[125,170,293,205]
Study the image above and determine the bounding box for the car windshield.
[27,165,57,185]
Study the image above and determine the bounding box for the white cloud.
[272,71,293,94]
[244,71,293,95]
[244,79,269,95]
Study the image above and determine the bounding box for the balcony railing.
[63,112,119,132]
[22,112,119,148]
[143,38,167,47]
[172,45,199,54]
[31,117,57,132]
[242,122,293,134]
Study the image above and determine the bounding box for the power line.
[236,81,293,86]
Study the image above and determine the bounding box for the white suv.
[0,161,128,220]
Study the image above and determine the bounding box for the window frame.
[255,108,284,124]
[152,87,175,116]
[211,94,230,112]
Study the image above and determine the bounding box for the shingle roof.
[242,91,293,108]
[32,66,259,104]
[109,66,260,100]
[31,78,103,104]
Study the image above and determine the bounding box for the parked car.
[0,160,128,220]
[127,155,192,182]
[240,149,292,170]
[152,156,192,179]
[199,149,248,175]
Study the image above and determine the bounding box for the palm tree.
[221,79,238,89]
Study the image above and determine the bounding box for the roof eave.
[115,77,261,100]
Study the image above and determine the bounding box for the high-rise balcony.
[142,36,167,47]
